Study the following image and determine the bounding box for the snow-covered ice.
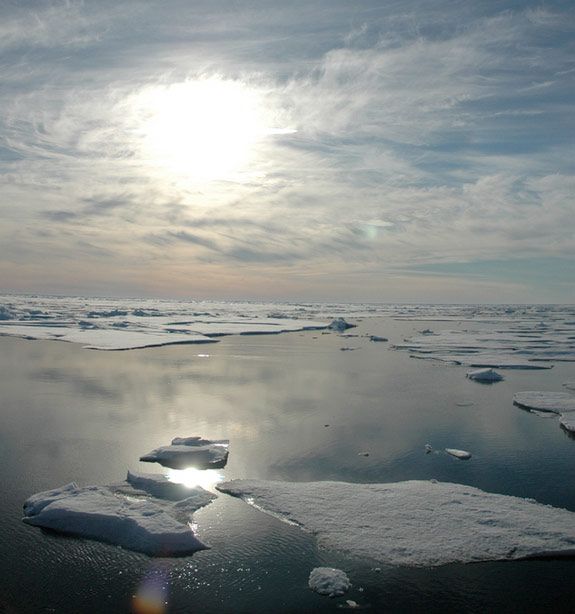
[445,448,472,460]
[140,437,229,469]
[513,392,575,414]
[22,482,212,556]
[217,479,575,566]
[466,368,504,382]
[308,567,351,597]
[559,414,575,432]
[115,471,217,504]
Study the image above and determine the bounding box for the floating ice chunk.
[445,448,472,460]
[424,444,433,454]
[419,329,434,335]
[308,567,351,597]
[421,354,553,369]
[466,368,504,382]
[369,335,388,342]
[329,318,356,332]
[22,483,209,556]
[117,471,217,504]
[217,479,575,566]
[513,392,575,414]
[140,437,229,470]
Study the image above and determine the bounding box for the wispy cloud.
[0,0,573,301]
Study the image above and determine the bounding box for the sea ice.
[116,471,217,504]
[22,482,211,556]
[217,479,575,566]
[563,382,575,391]
[559,414,575,432]
[445,448,472,460]
[513,392,575,414]
[308,567,351,597]
[328,318,356,332]
[466,368,504,382]
[140,437,229,469]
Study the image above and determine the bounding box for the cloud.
[0,0,573,300]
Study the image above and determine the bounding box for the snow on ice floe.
[513,391,575,437]
[217,479,575,567]
[0,295,332,351]
[394,311,575,369]
[22,480,214,556]
[513,392,575,414]
[466,368,504,382]
[140,437,229,470]
[445,448,472,460]
[308,567,351,597]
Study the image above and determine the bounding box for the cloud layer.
[1,0,573,301]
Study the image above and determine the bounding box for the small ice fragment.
[445,448,472,460]
[329,318,356,332]
[425,444,433,454]
[369,335,388,342]
[308,567,351,597]
[358,452,369,457]
[419,329,434,335]
[466,368,504,382]
[345,600,359,608]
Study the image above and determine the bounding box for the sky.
[0,0,573,303]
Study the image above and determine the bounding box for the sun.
[133,77,274,183]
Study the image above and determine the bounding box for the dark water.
[1,316,574,613]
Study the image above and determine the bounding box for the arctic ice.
[217,479,575,567]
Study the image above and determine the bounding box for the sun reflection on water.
[166,467,224,491]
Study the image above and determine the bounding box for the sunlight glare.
[134,77,292,183]
[166,467,224,491]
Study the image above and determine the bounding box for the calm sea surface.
[1,316,574,613]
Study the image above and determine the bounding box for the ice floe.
[22,481,213,556]
[513,392,575,414]
[466,368,504,382]
[140,437,229,470]
[513,391,575,437]
[445,448,472,460]
[308,567,351,597]
[559,414,575,432]
[217,479,575,566]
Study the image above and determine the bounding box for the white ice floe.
[308,567,351,597]
[140,437,229,469]
[513,392,575,414]
[466,368,504,382]
[329,318,356,332]
[22,482,212,556]
[445,448,472,460]
[217,479,575,567]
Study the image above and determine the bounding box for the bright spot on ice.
[166,468,224,491]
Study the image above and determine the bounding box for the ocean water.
[1,314,574,613]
